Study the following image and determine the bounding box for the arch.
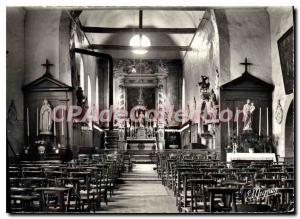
[59,11,72,85]
[212,9,231,85]
[284,99,294,160]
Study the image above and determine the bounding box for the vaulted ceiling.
[79,9,206,59]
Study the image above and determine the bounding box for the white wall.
[224,8,272,83]
[6,7,26,154]
[267,7,294,158]
[25,10,61,83]
[7,7,25,119]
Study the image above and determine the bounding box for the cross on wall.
[41,59,54,75]
[240,57,253,73]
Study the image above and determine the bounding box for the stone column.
[117,75,126,150]
[156,75,167,150]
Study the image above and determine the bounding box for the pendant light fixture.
[129,10,151,55]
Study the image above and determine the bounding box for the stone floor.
[99,164,178,213]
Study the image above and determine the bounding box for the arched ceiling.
[79,9,206,59]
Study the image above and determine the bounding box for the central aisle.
[100,164,178,213]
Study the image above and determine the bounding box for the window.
[79,57,85,90]
[96,76,99,110]
[87,75,92,109]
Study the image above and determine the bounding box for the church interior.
[6,6,294,214]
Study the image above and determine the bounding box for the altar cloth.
[226,153,276,163]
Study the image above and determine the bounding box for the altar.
[125,138,157,151]
[226,153,276,163]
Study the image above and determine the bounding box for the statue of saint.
[40,99,52,134]
[138,111,145,127]
[198,75,210,92]
[242,99,255,131]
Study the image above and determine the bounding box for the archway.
[285,100,294,160]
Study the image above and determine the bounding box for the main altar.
[114,59,169,151]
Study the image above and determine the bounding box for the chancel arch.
[6,6,295,214]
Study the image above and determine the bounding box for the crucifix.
[42,59,54,75]
[240,57,253,73]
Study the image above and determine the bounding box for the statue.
[198,75,210,92]
[40,99,52,135]
[138,111,145,127]
[242,99,255,131]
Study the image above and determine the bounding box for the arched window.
[87,75,92,109]
[96,76,99,110]
[79,57,84,90]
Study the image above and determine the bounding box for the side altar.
[227,153,276,163]
[22,59,73,161]
[220,58,276,162]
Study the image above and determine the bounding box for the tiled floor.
[100,164,178,213]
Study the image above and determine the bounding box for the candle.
[227,108,230,138]
[236,107,239,136]
[26,108,30,137]
[267,107,269,137]
[36,108,39,136]
[259,107,261,136]
[61,109,64,136]
[53,108,56,136]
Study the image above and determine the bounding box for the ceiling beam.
[139,10,143,29]
[81,26,197,34]
[89,44,192,51]
[60,6,209,11]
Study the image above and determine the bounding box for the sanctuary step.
[131,154,157,164]
[125,149,157,164]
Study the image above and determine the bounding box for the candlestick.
[61,109,64,136]
[267,107,269,137]
[26,108,30,137]
[236,107,239,136]
[227,107,230,138]
[36,108,39,136]
[259,107,261,136]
